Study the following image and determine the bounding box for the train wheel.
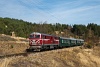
[36,49,41,52]
[26,49,34,52]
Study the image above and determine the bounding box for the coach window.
[63,39,66,43]
[62,40,64,43]
[78,41,80,43]
[68,40,70,44]
[81,41,84,43]
[71,40,74,43]
[66,40,69,44]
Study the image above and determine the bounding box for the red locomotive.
[28,32,59,51]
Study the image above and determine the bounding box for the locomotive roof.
[30,32,58,37]
[30,32,41,35]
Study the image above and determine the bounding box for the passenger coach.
[59,37,71,47]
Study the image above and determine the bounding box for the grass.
[0,46,100,67]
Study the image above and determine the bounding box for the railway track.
[0,50,50,59]
[0,46,81,59]
[0,49,56,59]
[0,52,32,59]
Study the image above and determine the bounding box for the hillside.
[0,34,100,67]
[0,46,100,67]
[0,34,29,56]
[0,33,100,67]
[0,17,100,67]
[0,17,100,48]
[0,17,100,38]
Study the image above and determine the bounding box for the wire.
[29,0,65,24]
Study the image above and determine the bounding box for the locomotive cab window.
[29,35,40,38]
[29,35,34,38]
[35,35,40,38]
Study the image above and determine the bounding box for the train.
[27,32,84,51]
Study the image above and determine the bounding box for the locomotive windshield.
[29,35,40,38]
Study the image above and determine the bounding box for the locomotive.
[27,32,84,51]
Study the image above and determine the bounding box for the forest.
[0,17,100,47]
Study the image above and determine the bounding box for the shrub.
[11,45,14,48]
[86,44,92,49]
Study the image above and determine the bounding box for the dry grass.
[0,46,100,67]
[0,34,100,67]
[0,42,29,56]
[0,34,29,56]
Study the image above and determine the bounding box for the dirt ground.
[0,46,100,67]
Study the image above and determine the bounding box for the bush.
[83,42,93,49]
[86,44,92,49]
[11,45,14,48]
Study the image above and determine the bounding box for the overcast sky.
[0,0,100,25]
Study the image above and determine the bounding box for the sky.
[0,0,100,25]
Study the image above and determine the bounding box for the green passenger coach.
[69,38,77,46]
[59,37,84,47]
[80,39,84,46]
[59,37,71,47]
[76,39,81,46]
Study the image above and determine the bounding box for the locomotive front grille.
[30,40,40,45]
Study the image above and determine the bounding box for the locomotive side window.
[42,35,51,39]
[42,35,46,39]
[45,36,51,39]
[55,37,57,39]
